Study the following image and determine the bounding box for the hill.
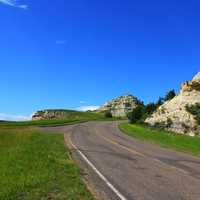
[95,94,141,117]
[146,72,200,136]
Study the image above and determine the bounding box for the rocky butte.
[146,72,200,136]
[32,109,78,120]
[96,94,140,117]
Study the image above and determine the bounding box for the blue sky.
[0,0,199,120]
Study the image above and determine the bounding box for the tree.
[145,103,157,115]
[127,105,145,124]
[156,97,164,107]
[164,89,176,101]
[104,110,112,118]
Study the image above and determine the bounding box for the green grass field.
[0,110,123,199]
[0,111,121,127]
[120,123,200,156]
[0,126,94,200]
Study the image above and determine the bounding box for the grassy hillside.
[0,110,119,127]
[120,123,200,156]
[32,109,103,120]
[0,110,122,199]
[0,126,94,200]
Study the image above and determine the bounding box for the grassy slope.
[0,126,94,200]
[120,123,200,156]
[0,111,120,127]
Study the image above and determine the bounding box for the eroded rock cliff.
[146,72,200,136]
[96,95,140,117]
[32,109,78,120]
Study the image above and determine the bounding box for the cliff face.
[146,72,200,136]
[181,72,200,92]
[32,109,78,120]
[96,95,140,117]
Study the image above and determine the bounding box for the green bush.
[145,103,157,115]
[156,97,164,107]
[104,110,112,118]
[126,89,176,125]
[166,117,173,128]
[185,103,200,125]
[127,105,145,124]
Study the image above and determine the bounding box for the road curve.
[43,121,200,200]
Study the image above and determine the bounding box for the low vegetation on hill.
[127,89,176,124]
[0,110,120,127]
[185,103,200,125]
[0,126,94,200]
[32,109,107,121]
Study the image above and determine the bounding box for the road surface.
[43,121,200,200]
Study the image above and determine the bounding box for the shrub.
[145,103,157,115]
[127,105,145,124]
[153,121,166,129]
[161,107,166,114]
[181,122,190,133]
[185,103,200,125]
[166,118,173,128]
[104,110,112,118]
[156,97,164,107]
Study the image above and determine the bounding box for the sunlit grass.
[0,111,122,127]
[0,127,94,200]
[120,123,200,156]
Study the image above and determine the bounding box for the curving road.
[43,121,200,200]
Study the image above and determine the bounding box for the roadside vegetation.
[0,110,120,127]
[127,89,176,124]
[104,110,113,118]
[0,110,123,199]
[120,123,200,156]
[122,89,200,156]
[0,126,94,200]
[185,103,200,125]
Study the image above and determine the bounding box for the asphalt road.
[43,121,200,200]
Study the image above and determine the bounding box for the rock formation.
[32,109,78,120]
[96,94,140,117]
[146,72,200,136]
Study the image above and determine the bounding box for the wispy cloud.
[0,0,28,9]
[79,101,86,104]
[0,113,31,121]
[76,106,100,112]
[56,40,66,45]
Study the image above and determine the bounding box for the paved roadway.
[43,121,200,200]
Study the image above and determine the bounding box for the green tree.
[165,89,176,101]
[104,110,112,118]
[127,105,145,124]
[145,103,157,115]
[156,97,164,107]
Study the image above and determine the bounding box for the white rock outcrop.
[146,72,200,136]
[96,95,140,117]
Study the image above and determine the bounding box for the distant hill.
[32,109,105,121]
[146,72,200,136]
[32,109,79,120]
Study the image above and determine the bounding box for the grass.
[0,126,94,200]
[119,123,200,156]
[0,111,122,127]
[0,110,124,199]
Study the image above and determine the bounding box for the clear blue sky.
[0,0,199,120]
